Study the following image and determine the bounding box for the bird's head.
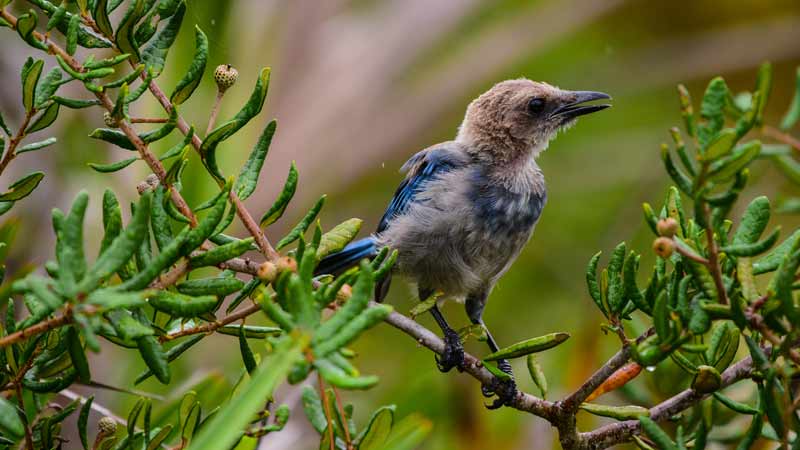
[456,78,611,163]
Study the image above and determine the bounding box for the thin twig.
[317,373,336,450]
[0,110,34,176]
[332,387,353,449]
[206,91,224,136]
[0,314,71,348]
[129,117,168,124]
[763,125,800,152]
[160,303,262,342]
[702,203,729,305]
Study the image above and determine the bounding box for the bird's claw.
[435,328,465,373]
[482,359,517,409]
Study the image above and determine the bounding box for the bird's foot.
[482,359,518,409]
[435,328,465,373]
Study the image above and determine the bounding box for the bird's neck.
[479,150,545,195]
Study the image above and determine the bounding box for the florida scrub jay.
[317,79,611,407]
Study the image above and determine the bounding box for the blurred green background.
[2,0,800,448]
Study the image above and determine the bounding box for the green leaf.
[134,335,204,384]
[380,414,432,450]
[712,392,758,415]
[18,137,56,154]
[78,396,94,449]
[141,1,186,76]
[137,336,170,384]
[753,229,800,274]
[312,304,392,357]
[260,162,299,226]
[34,67,63,109]
[92,0,113,37]
[89,157,138,173]
[53,96,100,109]
[702,128,737,160]
[585,251,604,315]
[579,403,649,420]
[314,262,373,344]
[639,417,677,450]
[276,195,326,249]
[66,14,80,55]
[238,325,257,374]
[108,310,153,340]
[149,291,217,317]
[707,140,760,182]
[86,289,148,310]
[732,196,770,245]
[66,325,91,382]
[483,332,570,361]
[0,171,44,201]
[188,337,303,450]
[606,242,626,314]
[356,406,395,450]
[753,62,772,126]
[316,219,363,260]
[235,120,276,200]
[697,77,730,150]
[22,58,44,113]
[26,102,60,133]
[661,144,693,195]
[115,225,190,290]
[16,10,46,50]
[115,0,146,62]
[0,396,24,439]
[780,67,800,131]
[170,26,208,105]
[314,358,378,390]
[79,192,150,292]
[189,237,254,268]
[721,226,779,257]
[176,277,244,297]
[301,386,327,434]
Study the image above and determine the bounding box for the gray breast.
[468,175,547,238]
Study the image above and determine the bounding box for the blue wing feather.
[377,147,461,232]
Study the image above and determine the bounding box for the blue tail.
[315,237,378,275]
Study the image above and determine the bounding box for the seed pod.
[97,416,117,436]
[656,218,679,237]
[213,64,238,92]
[276,256,297,274]
[257,261,278,282]
[483,332,570,361]
[652,237,674,258]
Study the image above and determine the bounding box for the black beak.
[552,91,612,118]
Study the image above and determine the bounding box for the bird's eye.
[527,97,546,114]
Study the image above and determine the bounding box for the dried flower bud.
[103,111,119,128]
[276,256,297,274]
[657,218,679,237]
[97,416,117,436]
[214,64,238,92]
[257,261,278,282]
[335,284,352,303]
[692,365,722,394]
[652,237,674,258]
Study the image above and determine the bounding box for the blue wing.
[377,146,463,233]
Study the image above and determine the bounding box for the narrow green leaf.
[356,406,395,450]
[92,0,113,37]
[732,196,770,245]
[314,358,378,390]
[189,237,254,268]
[702,128,737,160]
[0,171,44,201]
[238,325,257,374]
[753,62,772,126]
[26,102,60,133]
[753,229,800,274]
[78,396,94,450]
[0,396,24,439]
[22,59,44,113]
[34,67,63,109]
[135,335,204,385]
[66,325,91,382]
[18,137,56,153]
[66,14,79,54]
[89,157,138,173]
[380,414,432,450]
[276,195,326,249]
[141,1,186,75]
[188,337,303,450]
[712,392,758,415]
[149,291,217,317]
[697,77,730,150]
[639,417,677,450]
[483,332,570,361]
[707,140,761,182]
[176,277,244,297]
[260,162,298,226]
[579,403,649,420]
[137,336,170,384]
[235,120,276,200]
[170,26,208,105]
[115,0,146,62]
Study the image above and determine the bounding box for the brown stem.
[671,238,710,265]
[160,303,261,342]
[0,314,71,348]
[332,387,353,448]
[0,109,34,176]
[206,91,224,136]
[702,203,729,305]
[317,373,336,450]
[129,117,168,124]
[763,125,800,152]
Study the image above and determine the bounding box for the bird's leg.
[429,305,465,372]
[466,292,517,409]
[479,326,517,409]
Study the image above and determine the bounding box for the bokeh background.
[2,0,800,448]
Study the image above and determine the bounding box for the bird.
[316,78,611,408]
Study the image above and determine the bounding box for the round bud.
[335,284,352,303]
[97,416,117,435]
[657,218,679,237]
[692,365,722,394]
[257,261,278,282]
[214,64,238,92]
[103,111,119,128]
[136,180,151,195]
[652,237,674,258]
[276,256,297,274]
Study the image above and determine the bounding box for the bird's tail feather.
[315,236,378,275]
